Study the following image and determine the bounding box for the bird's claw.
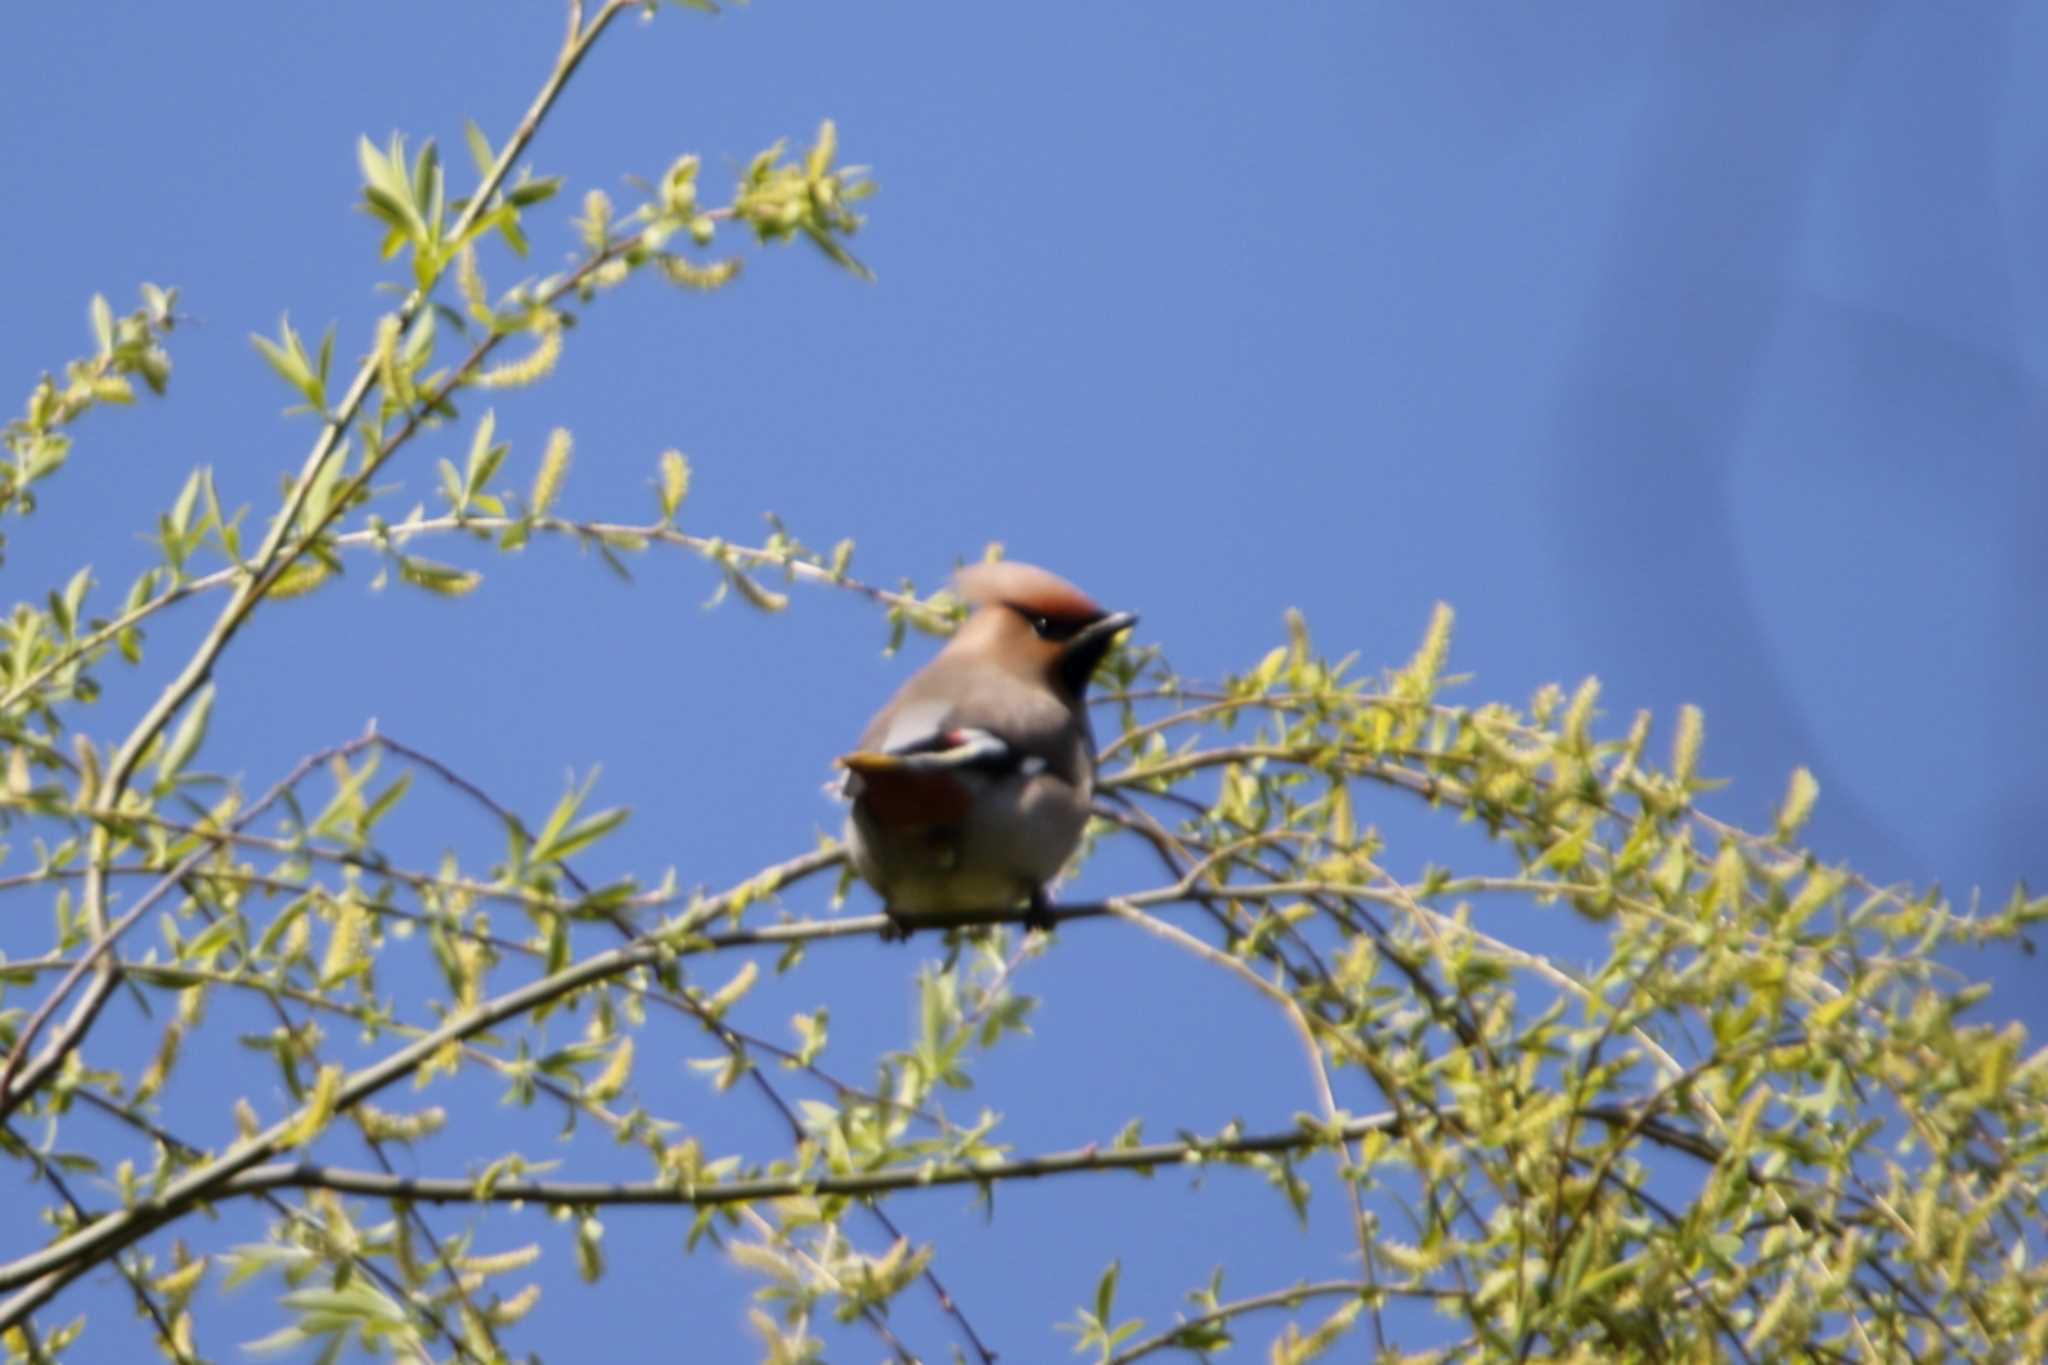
[1022,890,1056,935]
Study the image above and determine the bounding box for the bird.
[836,560,1137,939]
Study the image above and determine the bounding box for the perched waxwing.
[837,561,1137,937]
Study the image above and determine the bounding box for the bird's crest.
[955,560,1103,624]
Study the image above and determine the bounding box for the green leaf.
[182,914,240,966]
[438,458,465,511]
[1166,1322,1232,1351]
[222,1244,312,1293]
[537,806,628,865]
[496,211,530,256]
[702,961,758,1020]
[358,133,423,237]
[278,1279,409,1329]
[250,316,321,408]
[576,1215,605,1283]
[264,558,335,601]
[506,177,562,208]
[362,185,414,231]
[361,771,412,832]
[728,569,787,613]
[357,134,398,199]
[463,118,494,179]
[397,557,482,596]
[89,293,114,356]
[463,410,509,503]
[1094,1260,1120,1326]
[156,684,215,789]
[805,118,838,180]
[410,138,441,221]
[315,325,335,399]
[50,565,91,638]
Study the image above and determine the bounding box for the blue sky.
[4,3,2044,1360]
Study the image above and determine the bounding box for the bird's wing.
[842,727,1024,775]
[866,696,956,756]
[838,699,1027,803]
[841,667,1079,795]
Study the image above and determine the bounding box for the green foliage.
[1,4,2043,1365]
[0,287,176,564]
[1063,1261,1145,1361]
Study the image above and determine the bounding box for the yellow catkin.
[456,244,493,325]
[531,428,571,516]
[471,313,561,389]
[660,256,742,291]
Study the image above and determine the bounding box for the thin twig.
[1107,1279,1463,1365]
[1099,897,1383,1296]
[223,1114,1408,1208]
[1,1122,194,1364]
[382,727,988,1364]
[0,734,376,1120]
[0,0,640,1128]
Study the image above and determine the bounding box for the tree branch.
[0,732,377,1121]
[226,1114,1405,1208]
[1107,1280,1463,1365]
[0,0,640,1137]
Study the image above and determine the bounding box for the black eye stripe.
[1008,603,1090,641]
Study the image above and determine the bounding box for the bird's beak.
[1071,610,1138,653]
[1055,610,1139,694]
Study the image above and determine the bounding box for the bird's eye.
[1009,602,1087,641]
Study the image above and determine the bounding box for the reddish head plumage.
[955,560,1104,626]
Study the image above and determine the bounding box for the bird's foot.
[879,910,916,943]
[1021,889,1057,935]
